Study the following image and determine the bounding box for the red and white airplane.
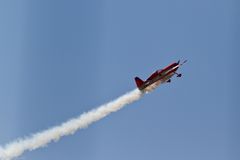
[135,60,187,92]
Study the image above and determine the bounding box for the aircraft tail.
[135,77,144,88]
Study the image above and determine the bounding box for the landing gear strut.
[177,73,182,77]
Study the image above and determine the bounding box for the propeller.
[180,60,187,65]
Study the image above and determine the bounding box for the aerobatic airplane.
[135,60,187,92]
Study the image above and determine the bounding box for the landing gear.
[177,73,182,77]
[174,72,182,77]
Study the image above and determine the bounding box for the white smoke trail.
[0,89,143,160]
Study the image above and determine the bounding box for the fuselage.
[140,62,180,92]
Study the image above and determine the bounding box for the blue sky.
[0,0,239,159]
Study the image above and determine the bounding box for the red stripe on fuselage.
[157,62,178,76]
[162,62,178,72]
[165,67,178,76]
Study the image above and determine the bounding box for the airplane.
[134,60,187,92]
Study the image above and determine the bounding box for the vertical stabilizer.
[135,77,144,89]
